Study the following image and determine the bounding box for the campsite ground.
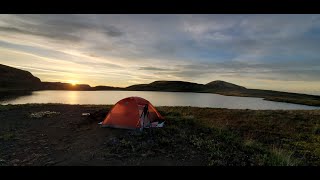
[0,104,320,166]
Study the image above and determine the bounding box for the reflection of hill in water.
[0,90,33,102]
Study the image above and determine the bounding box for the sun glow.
[67,80,78,86]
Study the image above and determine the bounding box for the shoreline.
[1,89,320,108]
[1,103,319,111]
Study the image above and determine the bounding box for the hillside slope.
[0,64,41,90]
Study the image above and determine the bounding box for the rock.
[11,159,20,164]
[29,111,60,118]
[21,158,29,163]
[82,113,90,116]
[141,154,147,157]
[45,161,55,166]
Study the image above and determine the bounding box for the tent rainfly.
[100,97,165,130]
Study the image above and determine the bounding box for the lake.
[1,90,319,110]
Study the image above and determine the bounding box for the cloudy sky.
[0,14,320,94]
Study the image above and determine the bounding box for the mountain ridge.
[1,64,320,106]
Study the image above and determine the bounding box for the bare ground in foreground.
[0,104,320,166]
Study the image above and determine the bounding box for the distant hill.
[1,63,320,106]
[126,80,247,93]
[92,86,124,91]
[0,64,123,91]
[41,82,92,90]
[126,80,205,92]
[126,80,320,106]
[0,64,41,90]
[40,82,125,91]
[205,80,246,91]
[216,88,320,107]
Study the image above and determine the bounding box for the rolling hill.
[126,80,205,92]
[1,63,320,106]
[0,64,41,91]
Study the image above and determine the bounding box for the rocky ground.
[0,104,319,166]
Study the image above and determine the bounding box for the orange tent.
[101,97,164,129]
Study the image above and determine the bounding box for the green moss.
[0,105,15,111]
[313,125,320,135]
[114,106,320,165]
[263,148,300,166]
[0,159,6,166]
[0,132,15,141]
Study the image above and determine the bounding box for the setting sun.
[67,80,78,86]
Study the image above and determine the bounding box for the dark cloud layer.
[0,14,123,44]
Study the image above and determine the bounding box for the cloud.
[0,14,123,45]
[102,26,123,37]
[139,66,171,71]
[158,59,320,82]
[0,26,82,42]
[0,14,320,92]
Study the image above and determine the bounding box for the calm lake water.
[1,90,319,110]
